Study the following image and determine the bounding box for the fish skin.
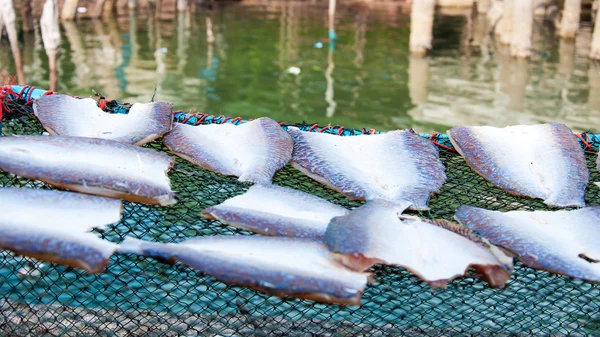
[0,135,176,205]
[447,123,588,208]
[0,187,122,232]
[163,118,293,184]
[0,188,122,273]
[325,200,513,288]
[201,184,350,240]
[33,94,173,146]
[119,236,370,306]
[0,225,118,273]
[455,205,600,282]
[288,128,446,210]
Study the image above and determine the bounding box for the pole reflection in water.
[62,21,91,89]
[408,55,429,106]
[40,0,61,91]
[0,0,25,84]
[325,0,336,118]
[1,2,598,132]
[350,6,368,108]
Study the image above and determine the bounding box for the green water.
[1,2,599,132]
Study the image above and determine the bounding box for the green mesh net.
[1,91,600,336]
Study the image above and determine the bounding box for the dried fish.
[0,135,176,205]
[448,123,588,208]
[163,118,292,184]
[0,187,122,273]
[119,236,370,305]
[33,94,173,145]
[455,205,600,282]
[289,128,445,210]
[325,200,513,288]
[202,184,350,240]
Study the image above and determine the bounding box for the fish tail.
[117,237,146,255]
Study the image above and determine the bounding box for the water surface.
[1,2,599,132]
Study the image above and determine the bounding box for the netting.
[1,85,600,336]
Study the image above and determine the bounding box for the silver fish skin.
[0,188,122,273]
[0,135,176,206]
[119,236,370,305]
[447,123,588,208]
[201,184,350,240]
[455,205,600,282]
[325,200,513,288]
[288,128,446,210]
[163,118,293,184]
[33,94,173,146]
[0,187,122,232]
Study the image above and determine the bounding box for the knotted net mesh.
[1,88,600,336]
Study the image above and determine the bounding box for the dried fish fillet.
[289,128,445,210]
[455,206,600,282]
[448,123,588,208]
[33,94,173,146]
[0,187,122,273]
[163,118,292,184]
[325,201,513,288]
[119,236,370,305]
[201,184,351,240]
[0,187,122,232]
[0,136,176,205]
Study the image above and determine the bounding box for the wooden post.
[41,0,61,91]
[91,0,117,19]
[21,0,34,32]
[61,0,79,21]
[477,0,491,14]
[409,0,435,55]
[591,1,600,59]
[510,0,533,58]
[559,0,581,39]
[500,0,514,44]
[177,0,187,11]
[533,0,546,16]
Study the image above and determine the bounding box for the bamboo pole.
[510,0,533,58]
[591,1,600,59]
[61,0,79,21]
[559,0,581,39]
[409,0,435,55]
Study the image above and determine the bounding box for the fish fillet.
[33,94,173,146]
[288,128,446,210]
[0,187,121,273]
[201,184,351,240]
[447,123,588,208]
[0,135,176,205]
[163,118,292,184]
[324,200,513,288]
[455,205,600,282]
[119,236,370,305]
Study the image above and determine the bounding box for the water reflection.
[0,1,599,132]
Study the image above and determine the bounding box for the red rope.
[319,126,332,133]
[575,133,594,151]
[429,132,457,152]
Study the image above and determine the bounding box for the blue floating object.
[328,29,337,41]
[314,42,323,49]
